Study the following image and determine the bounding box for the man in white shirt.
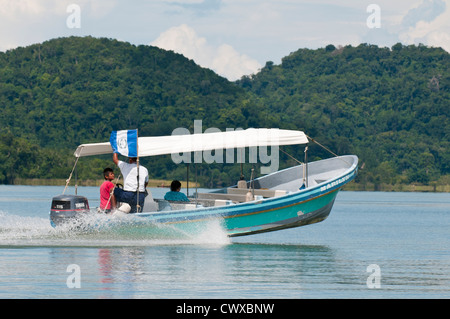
[113,153,149,213]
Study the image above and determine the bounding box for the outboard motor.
[50,194,90,227]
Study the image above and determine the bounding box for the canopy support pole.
[195,163,198,205]
[186,163,190,197]
[63,155,80,195]
[136,129,140,213]
[304,145,309,188]
[75,164,78,195]
[306,135,352,166]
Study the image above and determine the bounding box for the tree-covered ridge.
[238,43,449,186]
[0,36,261,147]
[0,36,271,184]
[0,37,449,188]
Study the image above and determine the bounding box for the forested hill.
[0,36,260,147]
[238,43,449,187]
[0,37,449,188]
[0,37,270,184]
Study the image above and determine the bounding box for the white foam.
[186,219,231,246]
[0,211,231,247]
[0,211,54,243]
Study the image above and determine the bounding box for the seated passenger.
[164,180,190,202]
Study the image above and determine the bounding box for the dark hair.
[103,167,114,179]
[170,180,181,192]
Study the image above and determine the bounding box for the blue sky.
[0,0,449,80]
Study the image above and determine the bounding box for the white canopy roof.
[73,128,308,158]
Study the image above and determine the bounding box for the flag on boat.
[110,129,138,157]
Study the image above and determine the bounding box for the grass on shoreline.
[10,178,450,192]
[343,182,450,192]
[11,178,198,189]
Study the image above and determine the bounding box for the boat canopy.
[73,128,308,158]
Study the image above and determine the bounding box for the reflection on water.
[0,211,231,248]
[36,243,363,299]
[0,186,449,298]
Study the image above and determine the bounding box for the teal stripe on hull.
[159,188,340,237]
[227,191,338,236]
[139,166,357,237]
[224,189,339,236]
[49,149,358,241]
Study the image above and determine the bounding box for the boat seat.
[214,199,233,206]
[307,178,318,187]
[170,202,198,210]
[196,192,248,203]
[143,200,159,212]
[153,199,203,211]
[156,199,172,211]
[227,188,286,198]
[143,190,158,212]
[237,180,247,189]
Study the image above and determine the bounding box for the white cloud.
[151,24,261,81]
[0,0,120,51]
[401,0,446,26]
[0,0,118,21]
[1,1,447,60]
[0,0,46,17]
[161,0,205,3]
[399,0,450,52]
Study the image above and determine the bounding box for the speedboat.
[50,128,358,237]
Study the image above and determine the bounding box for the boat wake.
[0,211,231,247]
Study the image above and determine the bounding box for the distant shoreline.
[10,178,198,189]
[6,178,449,192]
[343,182,449,193]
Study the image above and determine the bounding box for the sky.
[0,0,449,80]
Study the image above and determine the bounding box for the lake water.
[0,185,449,299]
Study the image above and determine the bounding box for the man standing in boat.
[112,153,149,213]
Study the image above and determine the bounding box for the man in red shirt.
[100,167,116,213]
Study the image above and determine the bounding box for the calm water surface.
[0,185,449,298]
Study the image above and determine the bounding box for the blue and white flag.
[110,129,138,157]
